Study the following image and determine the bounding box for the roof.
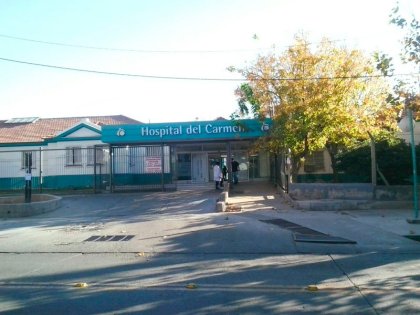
[0,115,142,144]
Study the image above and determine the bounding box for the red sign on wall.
[145,157,162,173]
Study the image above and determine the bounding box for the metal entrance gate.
[107,144,175,192]
[93,145,111,193]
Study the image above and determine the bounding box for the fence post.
[93,146,97,193]
[161,143,165,191]
[24,152,32,203]
[109,145,114,193]
[39,147,43,193]
[227,142,232,191]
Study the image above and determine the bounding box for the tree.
[389,4,420,116]
[390,5,420,65]
[230,35,399,181]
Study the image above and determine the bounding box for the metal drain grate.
[260,218,356,244]
[262,218,325,236]
[404,235,420,242]
[84,235,135,242]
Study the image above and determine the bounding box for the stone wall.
[289,183,414,201]
[289,183,374,200]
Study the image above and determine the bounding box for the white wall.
[0,139,106,179]
[42,140,106,177]
[0,146,42,179]
[398,118,420,145]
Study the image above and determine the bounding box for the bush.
[335,140,415,185]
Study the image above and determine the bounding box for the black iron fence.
[270,153,289,192]
[0,144,175,193]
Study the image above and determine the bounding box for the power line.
[0,33,347,54]
[0,33,271,54]
[0,56,417,81]
[0,57,244,81]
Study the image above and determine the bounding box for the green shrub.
[335,140,416,185]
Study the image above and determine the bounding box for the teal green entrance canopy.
[102,119,271,144]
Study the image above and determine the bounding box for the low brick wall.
[289,183,374,200]
[374,186,414,201]
[289,183,414,201]
[0,194,62,218]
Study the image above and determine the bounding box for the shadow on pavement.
[0,182,419,314]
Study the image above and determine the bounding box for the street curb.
[276,185,300,209]
[0,194,62,218]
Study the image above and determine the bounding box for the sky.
[0,0,418,123]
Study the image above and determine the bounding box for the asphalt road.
[0,189,419,314]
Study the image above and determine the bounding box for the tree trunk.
[289,153,303,183]
[326,143,339,182]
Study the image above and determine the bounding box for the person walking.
[213,161,222,190]
[231,158,239,184]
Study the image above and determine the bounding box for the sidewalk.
[224,181,420,252]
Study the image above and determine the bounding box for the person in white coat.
[213,161,222,190]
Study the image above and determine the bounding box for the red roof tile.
[0,115,142,144]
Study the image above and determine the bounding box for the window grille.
[66,147,82,166]
[304,151,325,172]
[87,146,104,165]
[146,146,161,156]
[21,151,36,170]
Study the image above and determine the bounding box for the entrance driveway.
[0,183,419,314]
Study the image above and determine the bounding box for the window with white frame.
[66,147,82,166]
[21,151,36,170]
[87,146,104,165]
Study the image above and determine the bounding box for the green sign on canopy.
[102,119,271,144]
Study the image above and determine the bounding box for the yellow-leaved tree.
[230,35,400,181]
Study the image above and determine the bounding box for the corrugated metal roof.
[0,115,142,144]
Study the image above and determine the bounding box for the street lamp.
[401,109,420,224]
